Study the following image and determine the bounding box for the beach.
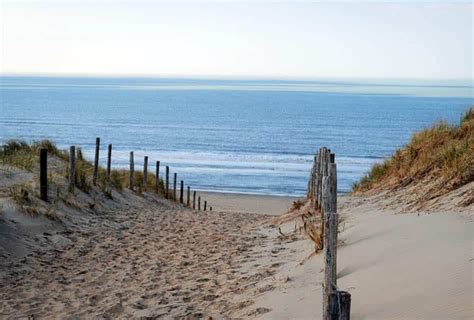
[1,180,472,318]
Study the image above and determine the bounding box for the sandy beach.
[1,175,472,319]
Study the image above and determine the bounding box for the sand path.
[0,197,291,319]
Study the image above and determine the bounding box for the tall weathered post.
[173,173,177,201]
[322,163,338,320]
[69,146,76,192]
[187,186,191,207]
[165,166,170,198]
[193,191,196,209]
[198,196,201,210]
[155,161,160,192]
[129,151,135,190]
[204,201,207,211]
[106,144,112,179]
[40,149,48,201]
[180,180,184,204]
[93,137,100,185]
[143,156,148,191]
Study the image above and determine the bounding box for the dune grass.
[352,107,474,194]
[1,139,166,197]
[0,139,68,171]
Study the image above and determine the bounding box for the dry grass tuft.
[353,107,474,202]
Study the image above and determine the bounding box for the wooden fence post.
[69,146,76,192]
[173,173,177,201]
[165,166,169,198]
[143,156,148,191]
[204,201,207,211]
[129,151,134,190]
[198,196,201,210]
[106,144,112,179]
[40,149,48,201]
[93,137,100,185]
[322,163,338,320]
[193,191,196,209]
[155,161,160,192]
[328,291,351,320]
[210,206,212,211]
[187,186,190,207]
[180,180,184,204]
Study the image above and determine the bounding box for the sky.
[0,1,472,79]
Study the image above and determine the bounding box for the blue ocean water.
[0,76,472,195]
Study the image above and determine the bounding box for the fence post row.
[306,146,350,320]
[37,138,214,212]
[40,149,48,201]
[143,156,148,191]
[93,137,100,185]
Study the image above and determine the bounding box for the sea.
[0,76,472,196]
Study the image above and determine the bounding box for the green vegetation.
[0,139,68,171]
[353,107,474,195]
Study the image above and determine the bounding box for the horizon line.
[0,72,472,82]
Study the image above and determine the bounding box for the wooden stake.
[193,191,196,209]
[69,146,76,192]
[143,156,148,192]
[40,149,48,201]
[93,137,100,185]
[165,166,169,198]
[106,144,112,180]
[173,173,177,201]
[155,161,160,192]
[198,196,201,210]
[204,201,207,211]
[187,186,190,207]
[129,151,134,190]
[180,180,184,204]
[328,291,351,320]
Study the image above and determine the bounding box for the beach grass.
[352,107,474,194]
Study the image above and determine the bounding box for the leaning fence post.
[165,166,170,198]
[187,186,190,207]
[40,149,48,201]
[143,156,148,192]
[180,180,184,204]
[69,146,76,192]
[193,191,196,209]
[129,151,135,190]
[173,173,177,201]
[106,144,112,179]
[155,161,160,192]
[93,137,100,185]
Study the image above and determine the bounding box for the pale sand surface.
[197,191,297,215]
[230,195,474,320]
[1,166,472,319]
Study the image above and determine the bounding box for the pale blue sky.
[1,1,472,79]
